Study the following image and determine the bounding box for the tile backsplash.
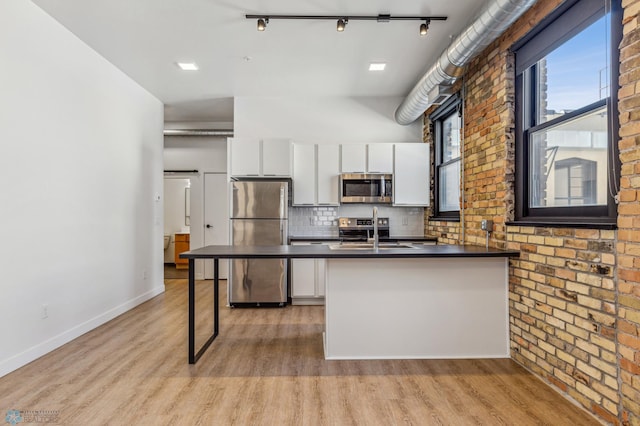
[288,205,424,237]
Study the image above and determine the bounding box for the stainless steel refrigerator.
[229,180,288,306]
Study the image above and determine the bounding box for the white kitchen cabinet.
[229,138,261,177]
[367,143,394,173]
[341,143,393,174]
[340,144,367,173]
[291,242,328,305]
[317,144,340,205]
[263,138,292,176]
[394,143,430,206]
[292,143,340,206]
[229,138,291,177]
[292,144,316,205]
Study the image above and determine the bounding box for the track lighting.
[246,14,447,35]
[420,20,430,36]
[337,18,348,32]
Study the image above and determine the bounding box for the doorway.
[163,177,192,278]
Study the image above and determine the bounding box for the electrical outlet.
[142,269,148,280]
[402,217,409,226]
[481,219,493,231]
[41,304,48,319]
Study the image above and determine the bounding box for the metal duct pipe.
[395,0,537,125]
[163,129,234,137]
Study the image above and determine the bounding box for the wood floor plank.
[0,279,599,425]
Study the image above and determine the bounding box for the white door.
[204,173,229,279]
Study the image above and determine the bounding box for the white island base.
[323,257,510,360]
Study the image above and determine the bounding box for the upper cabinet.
[340,143,393,174]
[316,144,340,205]
[228,138,292,178]
[292,144,316,205]
[367,143,394,173]
[263,138,292,176]
[229,138,261,177]
[340,144,366,173]
[394,143,430,206]
[292,143,340,206]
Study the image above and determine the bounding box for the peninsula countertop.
[287,236,438,243]
[180,243,519,259]
[180,242,518,364]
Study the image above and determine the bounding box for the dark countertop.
[181,244,519,259]
[288,236,438,243]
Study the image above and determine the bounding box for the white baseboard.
[0,284,165,378]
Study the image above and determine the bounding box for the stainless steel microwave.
[340,173,392,204]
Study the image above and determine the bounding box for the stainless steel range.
[338,217,390,241]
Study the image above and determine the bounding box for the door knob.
[206,224,213,229]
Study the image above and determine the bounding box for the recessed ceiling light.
[369,63,386,71]
[176,62,199,71]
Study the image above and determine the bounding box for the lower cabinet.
[291,242,328,305]
[174,233,190,270]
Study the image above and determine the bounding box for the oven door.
[338,229,369,242]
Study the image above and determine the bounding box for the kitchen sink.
[328,242,418,250]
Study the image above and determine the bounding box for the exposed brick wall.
[421,0,640,423]
[462,43,513,250]
[425,219,461,244]
[618,0,640,424]
[507,226,620,424]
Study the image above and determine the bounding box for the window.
[431,96,462,219]
[513,0,620,225]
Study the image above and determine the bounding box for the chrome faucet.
[369,206,379,250]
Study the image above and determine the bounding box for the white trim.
[0,284,165,378]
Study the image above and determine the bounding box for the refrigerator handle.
[280,221,285,245]
[280,186,285,218]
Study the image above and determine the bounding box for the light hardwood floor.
[0,279,598,425]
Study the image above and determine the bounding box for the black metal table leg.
[214,258,219,337]
[188,257,220,364]
[188,258,196,363]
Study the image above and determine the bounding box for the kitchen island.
[180,244,518,363]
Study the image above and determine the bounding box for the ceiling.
[32,0,489,122]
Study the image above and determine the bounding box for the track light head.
[420,20,430,36]
[337,18,348,32]
[257,18,268,31]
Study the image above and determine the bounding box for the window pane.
[536,16,609,124]
[442,112,461,162]
[439,160,460,212]
[529,106,607,208]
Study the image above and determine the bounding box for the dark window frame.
[511,0,621,227]
[430,95,462,221]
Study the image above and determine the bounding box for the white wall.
[0,0,164,377]
[234,96,421,143]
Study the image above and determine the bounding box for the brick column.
[617,0,640,423]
